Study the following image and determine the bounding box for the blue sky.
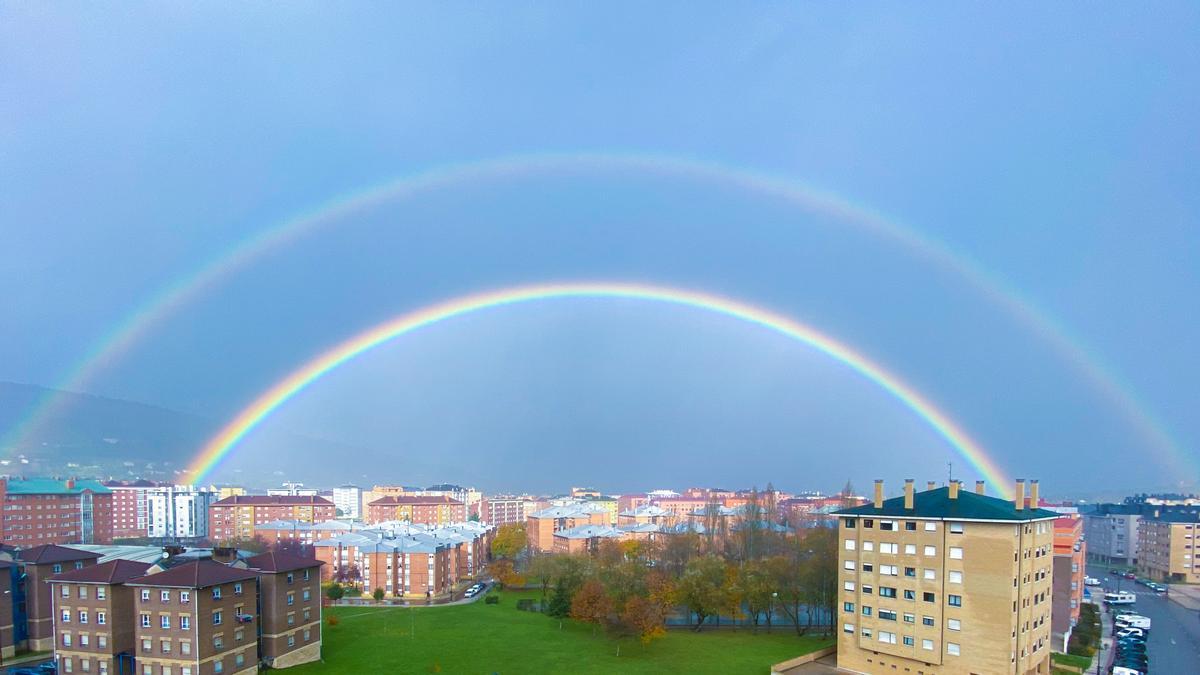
[2,3,1197,494]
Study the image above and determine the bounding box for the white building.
[332,485,363,519]
[146,485,216,538]
[267,481,319,496]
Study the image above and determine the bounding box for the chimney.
[1014,479,1026,511]
[874,480,884,509]
[948,480,960,500]
[926,481,937,491]
[1029,480,1040,508]
[212,546,237,564]
[904,479,915,510]
[66,478,75,490]
[975,480,985,496]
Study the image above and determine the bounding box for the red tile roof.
[51,559,153,584]
[128,559,259,589]
[245,551,325,574]
[16,545,102,565]
[213,495,334,507]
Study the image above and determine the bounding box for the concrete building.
[209,496,336,543]
[147,485,217,539]
[1082,504,1142,566]
[105,480,160,540]
[48,559,153,675]
[1136,510,1200,583]
[245,552,323,668]
[330,486,361,520]
[0,478,114,546]
[365,496,465,526]
[267,483,319,497]
[1051,515,1085,651]
[836,479,1058,675]
[526,504,610,552]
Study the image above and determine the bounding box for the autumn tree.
[676,555,726,631]
[569,580,613,635]
[490,522,527,560]
[527,554,558,607]
[621,595,667,646]
[490,559,524,587]
[740,560,775,632]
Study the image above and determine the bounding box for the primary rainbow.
[186,281,1014,497]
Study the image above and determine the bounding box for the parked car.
[1116,627,1146,639]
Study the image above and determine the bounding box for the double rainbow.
[186,282,1014,498]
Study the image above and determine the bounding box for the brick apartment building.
[1,478,114,546]
[14,544,103,651]
[48,558,153,674]
[480,496,531,527]
[208,496,336,543]
[1051,514,1085,651]
[836,479,1057,675]
[105,480,160,540]
[526,504,610,552]
[365,496,465,526]
[245,552,323,668]
[0,560,15,659]
[255,520,355,549]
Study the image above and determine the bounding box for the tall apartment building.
[209,496,336,543]
[330,486,361,519]
[1051,515,1085,651]
[0,478,114,546]
[365,496,465,526]
[1136,510,1200,583]
[147,485,217,539]
[836,479,1057,675]
[105,480,160,539]
[480,496,531,527]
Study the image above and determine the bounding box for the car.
[1124,572,1137,580]
[1085,576,1102,586]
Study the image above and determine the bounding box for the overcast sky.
[2,3,1197,495]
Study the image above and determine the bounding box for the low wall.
[770,646,837,674]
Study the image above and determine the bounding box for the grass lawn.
[291,590,833,674]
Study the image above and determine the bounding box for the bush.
[327,615,340,626]
[485,595,499,604]
[372,588,385,602]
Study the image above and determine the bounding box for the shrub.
[373,588,385,602]
[327,615,340,626]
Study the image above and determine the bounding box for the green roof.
[836,486,1057,522]
[4,478,111,495]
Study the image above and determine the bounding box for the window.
[62,633,72,647]
[287,573,295,584]
[213,611,222,626]
[181,591,190,604]
[862,541,874,552]
[843,602,855,612]
[844,581,855,591]
[845,539,856,550]
[904,544,916,554]
[303,588,311,601]
[844,560,856,571]
[161,639,171,653]
[923,592,935,603]
[62,658,73,673]
[843,623,855,634]
[903,613,914,623]
[922,638,934,650]
[924,569,936,580]
[861,606,872,616]
[181,641,191,655]
[924,522,936,532]
[97,586,106,600]
[61,586,70,598]
[923,545,936,556]
[879,543,898,554]
[948,595,962,607]
[949,570,962,584]
[861,627,872,638]
[287,592,295,606]
[53,564,63,574]
[304,628,311,641]
[862,585,873,595]
[62,609,71,623]
[214,661,223,675]
[304,569,311,581]
[97,610,106,625]
[142,639,151,653]
[949,547,963,560]
[161,615,170,629]
[903,590,915,600]
[903,635,915,646]
[80,610,89,624]
[161,590,170,603]
[98,635,107,649]
[949,522,964,534]
[878,630,897,644]
[234,582,243,596]
[141,589,150,602]
[905,521,916,531]
[212,586,222,600]
[79,586,88,599]
[879,609,897,621]
[235,628,245,642]
[182,669,191,675]
[214,635,224,649]
[947,642,961,656]
[143,665,152,675]
[843,517,856,528]
[863,519,873,528]
[181,616,191,630]
[922,616,935,627]
[879,587,897,598]
[879,565,898,576]
[862,563,873,572]
[236,654,245,667]
[288,634,296,647]
[880,520,895,531]
[947,618,961,631]
[904,567,916,577]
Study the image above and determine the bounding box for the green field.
[291,590,832,674]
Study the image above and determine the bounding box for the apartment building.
[245,552,323,668]
[617,505,670,526]
[266,483,318,497]
[148,486,217,539]
[1,478,114,546]
[836,479,1057,675]
[48,559,153,675]
[480,496,531,527]
[365,496,465,526]
[16,545,103,650]
[1051,515,1085,651]
[126,560,261,675]
[0,560,15,659]
[106,480,160,540]
[330,486,361,520]
[1082,504,1142,566]
[526,504,610,552]
[255,520,355,549]
[208,496,336,543]
[1136,510,1200,583]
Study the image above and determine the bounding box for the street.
[1088,565,1200,673]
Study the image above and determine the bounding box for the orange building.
[365,496,465,525]
[209,495,336,543]
[1052,514,1086,650]
[526,504,610,552]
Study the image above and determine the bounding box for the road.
[1088,565,1200,673]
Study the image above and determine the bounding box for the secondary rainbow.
[6,152,1189,482]
[186,282,1014,497]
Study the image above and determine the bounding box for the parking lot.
[1088,565,1200,673]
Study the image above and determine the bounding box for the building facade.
[48,559,153,675]
[16,545,102,651]
[209,496,336,543]
[526,504,610,552]
[1,478,114,546]
[1136,511,1200,583]
[1050,515,1085,651]
[245,552,323,668]
[365,496,465,526]
[106,480,160,540]
[1082,504,1142,566]
[836,479,1057,675]
[480,497,530,527]
[147,485,216,539]
[330,486,361,520]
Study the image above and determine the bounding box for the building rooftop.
[213,495,333,506]
[555,525,623,540]
[5,478,111,495]
[128,559,259,589]
[836,486,1059,522]
[50,559,153,584]
[368,495,464,506]
[529,503,608,519]
[16,544,103,565]
[245,551,324,573]
[1140,510,1200,523]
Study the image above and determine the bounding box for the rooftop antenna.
[947,461,953,485]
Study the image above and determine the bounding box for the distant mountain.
[0,381,358,485]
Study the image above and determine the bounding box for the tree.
[622,595,667,647]
[720,562,745,629]
[527,554,558,607]
[490,522,528,560]
[547,583,573,618]
[740,560,775,632]
[676,555,726,631]
[660,532,701,578]
[325,583,345,601]
[490,559,524,587]
[767,555,808,636]
[570,580,613,635]
[372,587,385,603]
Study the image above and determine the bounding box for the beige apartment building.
[836,479,1057,675]
[1136,511,1200,583]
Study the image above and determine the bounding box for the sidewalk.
[1091,601,1113,674]
[1165,582,1200,611]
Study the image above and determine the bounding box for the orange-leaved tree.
[570,579,613,635]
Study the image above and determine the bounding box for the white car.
[1084,576,1102,586]
[1116,627,1146,640]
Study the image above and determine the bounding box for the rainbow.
[186,282,1015,497]
[4,152,1190,481]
